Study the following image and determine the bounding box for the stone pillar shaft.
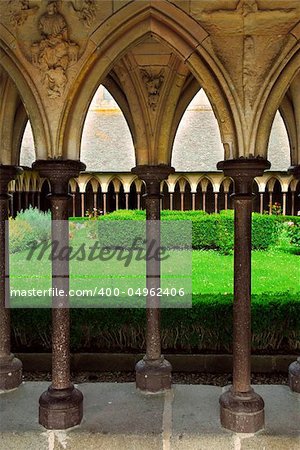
[192,193,196,211]
[131,165,174,393]
[232,195,252,392]
[180,192,184,211]
[0,165,23,390]
[214,192,218,213]
[169,193,173,211]
[32,160,85,430]
[282,192,287,216]
[217,158,270,433]
[81,193,85,217]
[202,191,206,212]
[125,193,129,210]
[269,192,273,214]
[259,192,264,214]
[103,193,107,214]
[287,165,300,392]
[224,192,228,210]
[137,192,141,210]
[291,192,295,216]
[72,193,76,217]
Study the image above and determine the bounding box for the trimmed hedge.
[11,293,300,353]
[72,210,300,254]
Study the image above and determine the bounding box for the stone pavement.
[0,383,299,450]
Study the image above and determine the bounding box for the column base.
[220,387,264,433]
[288,359,300,393]
[0,354,22,390]
[39,384,83,429]
[136,356,172,393]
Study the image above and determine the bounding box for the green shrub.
[9,208,51,253]
[97,210,300,252]
[287,222,300,252]
[11,292,300,353]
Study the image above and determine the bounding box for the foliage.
[9,207,51,253]
[286,221,300,253]
[94,209,300,253]
[11,292,300,353]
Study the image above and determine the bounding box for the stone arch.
[255,48,300,162]
[0,29,50,160]
[62,0,238,162]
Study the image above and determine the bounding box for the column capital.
[32,160,86,195]
[0,165,23,194]
[132,164,174,185]
[288,165,300,179]
[217,158,270,195]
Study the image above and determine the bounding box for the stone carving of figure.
[31,1,79,99]
[71,0,96,27]
[141,69,165,111]
[39,1,68,40]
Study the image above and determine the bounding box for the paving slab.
[0,382,299,450]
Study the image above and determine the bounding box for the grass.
[9,247,299,307]
[191,249,299,294]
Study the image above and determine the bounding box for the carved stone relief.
[8,0,39,27]
[140,69,165,112]
[30,1,79,99]
[70,1,96,28]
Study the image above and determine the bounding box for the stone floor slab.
[0,382,299,450]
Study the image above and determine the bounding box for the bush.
[287,222,300,252]
[11,292,300,353]
[9,208,51,253]
[97,210,300,252]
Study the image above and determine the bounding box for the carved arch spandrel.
[0,28,50,160]
[61,0,238,163]
[256,50,300,165]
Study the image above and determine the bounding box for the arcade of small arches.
[1,0,300,438]
[9,170,300,217]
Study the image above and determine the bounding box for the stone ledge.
[15,352,298,373]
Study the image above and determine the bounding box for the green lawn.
[192,250,299,294]
[9,248,299,304]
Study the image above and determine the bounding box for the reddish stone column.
[81,192,85,217]
[137,192,141,210]
[192,193,196,211]
[224,191,228,210]
[202,191,206,212]
[291,191,295,216]
[217,158,270,433]
[169,192,173,211]
[180,192,184,211]
[125,193,129,210]
[288,165,300,392]
[103,193,107,214]
[93,192,97,210]
[214,192,218,213]
[0,165,23,390]
[269,191,273,214]
[33,160,85,429]
[132,165,174,393]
